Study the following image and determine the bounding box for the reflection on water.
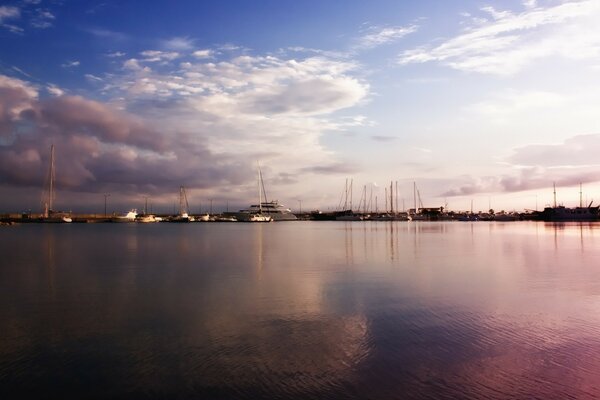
[2,222,600,398]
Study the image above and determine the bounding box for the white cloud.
[139,50,180,62]
[356,25,418,49]
[99,52,370,188]
[0,74,38,99]
[161,36,194,51]
[0,6,20,22]
[85,74,103,82]
[398,0,600,75]
[523,0,537,9]
[192,49,214,59]
[123,58,143,71]
[31,9,55,28]
[61,60,80,68]
[0,6,21,32]
[46,84,64,96]
[106,51,126,58]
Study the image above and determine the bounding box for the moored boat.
[233,200,297,221]
[112,209,138,222]
[136,214,158,223]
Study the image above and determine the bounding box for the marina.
[2,1,600,399]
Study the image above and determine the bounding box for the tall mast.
[344,178,348,210]
[259,164,268,205]
[257,162,262,213]
[395,181,398,214]
[350,179,353,211]
[390,181,394,214]
[179,186,189,215]
[413,181,417,213]
[179,186,183,214]
[385,187,388,213]
[580,182,583,208]
[553,182,557,208]
[49,144,55,212]
[42,144,55,217]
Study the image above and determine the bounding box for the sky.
[1,0,600,214]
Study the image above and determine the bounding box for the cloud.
[0,6,20,22]
[0,49,369,206]
[371,135,397,142]
[123,58,143,71]
[86,27,129,41]
[442,134,600,196]
[106,51,126,58]
[399,0,600,75]
[139,50,180,62]
[356,24,418,49]
[84,74,103,82]
[301,163,359,175]
[192,49,214,59]
[61,60,80,68]
[509,134,600,168]
[0,6,21,32]
[0,75,233,195]
[114,55,368,116]
[160,36,194,51]
[46,84,64,97]
[30,9,55,29]
[11,66,33,79]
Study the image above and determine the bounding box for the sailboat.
[41,144,72,223]
[171,186,195,222]
[409,182,426,221]
[239,162,272,222]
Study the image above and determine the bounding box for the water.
[1,221,600,399]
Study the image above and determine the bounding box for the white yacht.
[235,200,297,221]
[112,209,138,222]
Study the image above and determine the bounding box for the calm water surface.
[2,221,600,399]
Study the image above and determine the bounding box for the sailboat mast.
[413,181,417,213]
[580,182,583,208]
[350,179,353,211]
[553,182,557,208]
[257,162,262,213]
[49,144,55,212]
[395,181,398,214]
[385,187,388,213]
[344,178,348,210]
[179,186,183,214]
[259,165,268,205]
[390,181,393,214]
